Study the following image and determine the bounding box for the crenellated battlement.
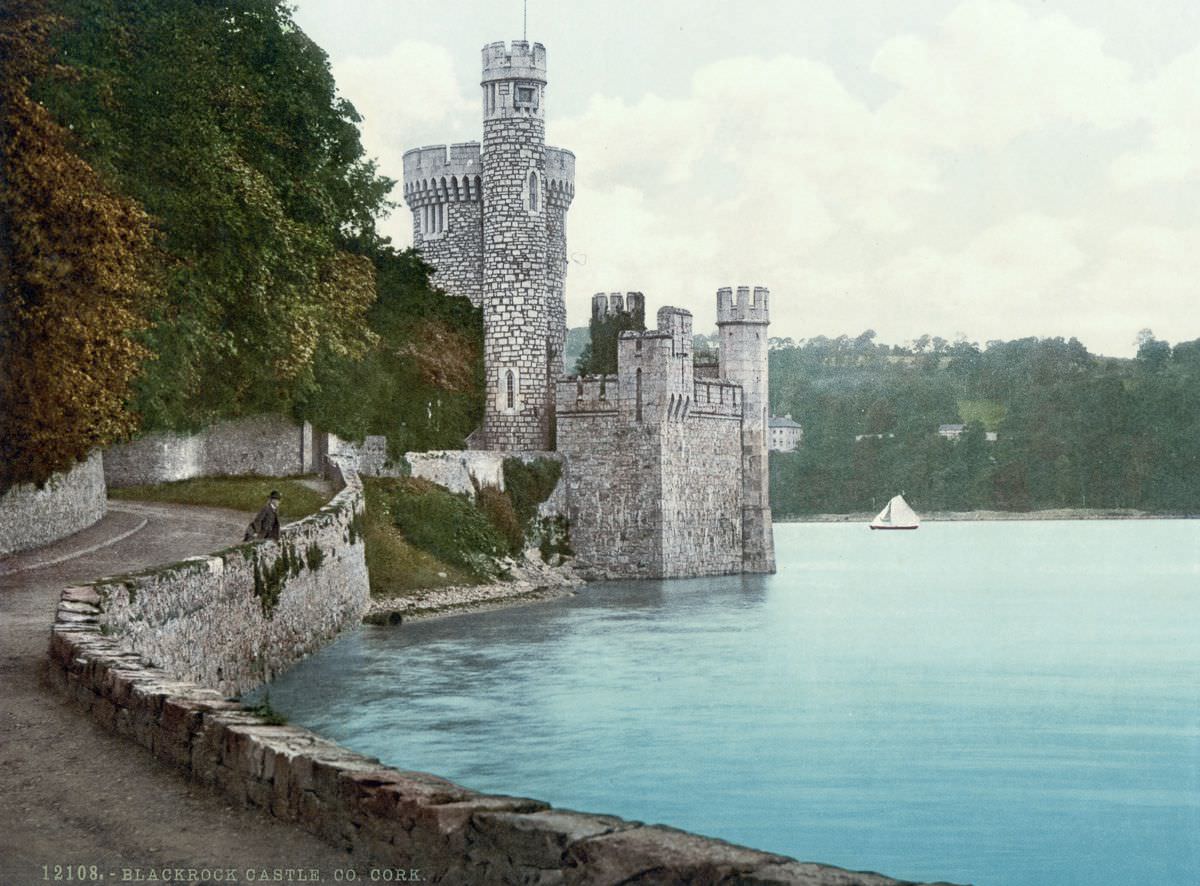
[591,291,644,320]
[402,143,484,205]
[716,285,770,324]
[545,147,576,205]
[556,375,620,413]
[691,380,742,418]
[482,40,547,84]
[656,306,693,357]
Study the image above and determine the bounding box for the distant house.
[768,414,803,452]
[938,423,999,443]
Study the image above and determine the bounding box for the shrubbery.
[388,478,507,579]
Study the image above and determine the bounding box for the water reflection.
[254,521,1200,886]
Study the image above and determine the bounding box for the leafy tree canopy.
[0,0,158,491]
[40,0,394,429]
[575,300,646,375]
[770,333,1200,516]
[295,249,484,455]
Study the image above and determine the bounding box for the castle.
[403,40,774,577]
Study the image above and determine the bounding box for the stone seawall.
[44,460,951,884]
[0,452,107,557]
[104,415,317,488]
[78,456,368,696]
[46,619,940,885]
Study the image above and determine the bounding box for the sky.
[290,0,1200,357]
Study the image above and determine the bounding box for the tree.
[296,249,483,455]
[41,0,393,429]
[575,300,645,375]
[0,0,157,491]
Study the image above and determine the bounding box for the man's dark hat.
[269,490,281,500]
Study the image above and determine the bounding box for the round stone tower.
[480,40,552,450]
[401,40,574,451]
[717,286,776,573]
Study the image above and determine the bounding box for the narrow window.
[636,368,643,422]
[528,170,539,212]
[505,370,515,410]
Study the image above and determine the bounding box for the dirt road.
[0,502,363,885]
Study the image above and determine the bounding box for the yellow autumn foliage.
[0,1,158,490]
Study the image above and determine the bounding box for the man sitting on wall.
[244,490,281,541]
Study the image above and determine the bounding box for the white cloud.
[332,41,478,246]
[1111,43,1200,188]
[555,51,940,325]
[1077,225,1200,348]
[872,214,1089,340]
[873,0,1136,149]
[318,2,1197,355]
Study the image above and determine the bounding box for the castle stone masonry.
[404,39,774,577]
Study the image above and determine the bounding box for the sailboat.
[870,494,920,530]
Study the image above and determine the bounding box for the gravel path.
[0,502,364,885]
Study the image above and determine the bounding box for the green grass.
[957,399,1007,431]
[111,474,500,600]
[109,475,331,524]
[361,477,483,598]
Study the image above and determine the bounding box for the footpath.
[0,502,360,884]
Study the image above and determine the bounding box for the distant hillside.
[768,333,1200,516]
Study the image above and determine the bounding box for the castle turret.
[403,39,573,451]
[480,40,566,450]
[717,286,775,573]
[402,143,484,306]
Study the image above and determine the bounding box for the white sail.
[871,494,920,529]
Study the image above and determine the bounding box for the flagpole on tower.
[523,0,527,40]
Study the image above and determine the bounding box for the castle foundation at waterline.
[402,39,774,578]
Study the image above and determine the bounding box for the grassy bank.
[360,477,481,596]
[109,476,331,524]
[112,473,563,601]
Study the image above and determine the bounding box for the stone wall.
[403,142,486,308]
[659,413,744,577]
[105,415,316,488]
[556,306,749,579]
[83,456,368,696]
[717,286,776,573]
[481,107,550,451]
[0,451,107,557]
[406,450,566,518]
[326,434,411,479]
[45,620,938,885]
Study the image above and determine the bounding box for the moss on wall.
[252,542,299,617]
[502,457,562,527]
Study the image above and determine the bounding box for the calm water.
[254,521,1200,885]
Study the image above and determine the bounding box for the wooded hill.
[768,332,1200,516]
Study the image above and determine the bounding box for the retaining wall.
[46,619,936,885]
[104,415,317,487]
[77,456,369,696]
[0,452,107,557]
[44,462,948,884]
[405,450,566,518]
[326,434,411,479]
